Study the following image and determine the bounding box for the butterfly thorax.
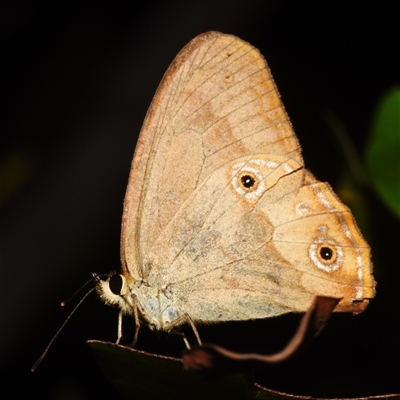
[132,280,181,330]
[97,273,181,331]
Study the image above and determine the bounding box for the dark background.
[1,2,399,399]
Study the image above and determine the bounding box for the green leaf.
[364,87,400,218]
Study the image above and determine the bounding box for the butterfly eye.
[109,274,124,295]
[309,238,343,273]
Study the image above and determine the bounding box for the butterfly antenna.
[60,273,104,307]
[31,286,96,372]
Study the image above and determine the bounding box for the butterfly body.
[97,32,375,335]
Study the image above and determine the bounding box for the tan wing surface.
[121,32,302,279]
[145,154,373,321]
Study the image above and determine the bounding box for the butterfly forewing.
[122,32,302,279]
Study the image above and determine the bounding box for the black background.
[1,2,399,399]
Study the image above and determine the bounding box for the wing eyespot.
[231,160,265,200]
[319,246,335,261]
[239,172,257,190]
[309,236,343,273]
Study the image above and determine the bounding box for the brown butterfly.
[97,31,375,344]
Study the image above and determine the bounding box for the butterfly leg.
[170,330,192,349]
[170,315,202,349]
[130,302,141,347]
[187,315,202,346]
[116,311,123,344]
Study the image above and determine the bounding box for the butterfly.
[97,31,375,344]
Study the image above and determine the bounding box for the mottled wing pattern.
[121,32,301,281]
[120,32,374,323]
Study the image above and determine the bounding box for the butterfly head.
[96,272,182,331]
[96,273,135,316]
